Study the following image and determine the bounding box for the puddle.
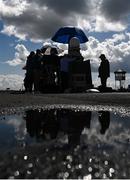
[0,108,130,179]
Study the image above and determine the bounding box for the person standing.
[24,51,35,92]
[98,54,110,88]
[60,37,83,92]
[33,49,42,92]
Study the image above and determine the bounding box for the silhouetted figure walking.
[98,111,110,134]
[98,54,110,88]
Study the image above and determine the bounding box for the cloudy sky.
[0,0,130,89]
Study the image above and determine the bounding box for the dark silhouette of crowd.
[23,47,61,93]
[23,37,87,93]
[23,37,110,93]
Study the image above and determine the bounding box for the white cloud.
[94,16,127,32]
[1,25,27,40]
[1,0,130,42]
[0,74,24,90]
[77,18,93,32]
[0,0,28,17]
[112,33,126,43]
[6,44,29,66]
[7,116,27,141]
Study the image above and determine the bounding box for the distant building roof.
[114,69,126,74]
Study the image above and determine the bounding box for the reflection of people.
[98,111,110,134]
[68,111,92,147]
[98,54,110,88]
[57,110,91,147]
[24,108,92,148]
[24,109,59,140]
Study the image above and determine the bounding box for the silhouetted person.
[98,111,110,134]
[24,51,35,92]
[98,54,110,88]
[50,48,61,88]
[60,37,83,92]
[60,54,75,92]
[40,47,60,92]
[33,49,42,92]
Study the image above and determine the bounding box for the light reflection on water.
[0,108,130,179]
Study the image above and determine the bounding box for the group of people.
[24,37,84,93]
[23,36,110,93]
[23,46,61,93]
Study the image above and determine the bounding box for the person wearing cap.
[98,54,110,88]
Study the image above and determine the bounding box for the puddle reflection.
[24,110,111,148]
[1,109,130,149]
[25,109,93,147]
[0,109,130,179]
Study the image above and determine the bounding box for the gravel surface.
[0,92,130,107]
[0,92,130,115]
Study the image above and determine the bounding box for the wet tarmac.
[0,106,130,178]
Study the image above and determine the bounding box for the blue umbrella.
[51,26,88,44]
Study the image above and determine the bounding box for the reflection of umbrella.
[51,26,88,44]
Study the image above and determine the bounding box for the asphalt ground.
[0,92,130,108]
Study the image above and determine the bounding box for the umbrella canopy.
[51,26,88,44]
